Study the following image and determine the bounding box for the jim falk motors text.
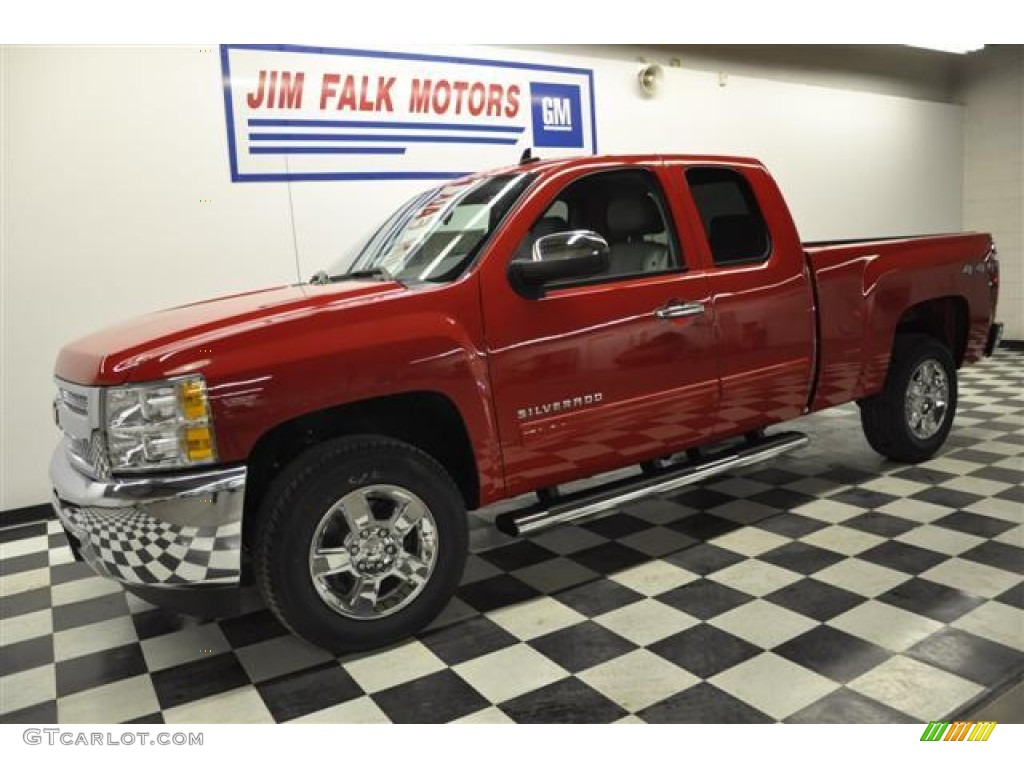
[245,70,523,118]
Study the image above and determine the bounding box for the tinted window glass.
[686,167,771,266]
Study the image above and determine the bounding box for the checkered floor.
[2,352,1022,724]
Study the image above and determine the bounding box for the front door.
[480,164,720,497]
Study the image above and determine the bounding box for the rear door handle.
[655,301,706,320]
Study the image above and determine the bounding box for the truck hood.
[55,280,403,385]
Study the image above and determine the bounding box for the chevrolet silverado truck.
[50,154,1002,651]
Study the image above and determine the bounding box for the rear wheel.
[859,334,958,463]
[253,436,468,652]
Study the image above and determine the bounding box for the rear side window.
[685,167,771,266]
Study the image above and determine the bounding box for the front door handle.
[655,301,706,320]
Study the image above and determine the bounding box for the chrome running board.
[495,431,809,537]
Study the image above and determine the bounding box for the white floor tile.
[848,656,984,721]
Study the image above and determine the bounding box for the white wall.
[960,45,1024,341]
[1,44,966,512]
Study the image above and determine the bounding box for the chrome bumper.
[49,441,246,587]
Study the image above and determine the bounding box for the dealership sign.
[220,44,597,182]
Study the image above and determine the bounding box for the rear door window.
[685,167,771,266]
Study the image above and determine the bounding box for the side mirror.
[509,230,611,298]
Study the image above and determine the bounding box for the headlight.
[104,375,217,472]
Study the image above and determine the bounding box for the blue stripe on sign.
[248,133,518,146]
[250,146,407,155]
[248,118,525,134]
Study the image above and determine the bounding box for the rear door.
[479,163,720,496]
[669,161,816,437]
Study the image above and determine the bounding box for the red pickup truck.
[50,154,1002,651]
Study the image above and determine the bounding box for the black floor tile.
[1,551,49,575]
[582,513,653,539]
[995,582,1024,609]
[748,488,817,512]
[876,578,987,623]
[817,466,878,486]
[668,487,736,511]
[256,663,363,721]
[785,688,917,724]
[753,513,828,539]
[217,609,289,648]
[757,541,845,575]
[551,578,644,618]
[931,511,1016,539]
[656,579,753,620]
[766,579,867,622]
[150,652,250,709]
[639,682,774,723]
[53,591,130,632]
[0,635,53,676]
[48,561,94,586]
[457,574,541,613]
[132,610,208,642]
[119,712,163,724]
[842,512,919,538]
[373,669,489,723]
[420,615,518,666]
[0,699,58,724]
[906,628,1024,687]
[56,643,148,698]
[912,487,986,510]
[994,485,1024,504]
[959,540,1024,575]
[858,540,948,575]
[567,542,650,575]
[947,448,1009,466]
[500,676,626,723]
[649,624,760,678]
[967,466,1023,485]
[0,522,47,544]
[891,466,957,485]
[664,543,746,576]
[773,626,889,683]
[529,621,637,674]
[666,513,742,542]
[0,586,51,620]
[746,467,804,485]
[829,488,900,510]
[478,540,559,572]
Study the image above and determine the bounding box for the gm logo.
[530,82,583,149]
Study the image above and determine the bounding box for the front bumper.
[50,442,246,587]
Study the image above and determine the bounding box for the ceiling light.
[904,44,985,54]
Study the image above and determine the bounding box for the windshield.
[327,172,534,284]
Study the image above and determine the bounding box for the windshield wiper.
[343,267,396,282]
[310,267,401,285]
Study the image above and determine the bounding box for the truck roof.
[480,152,767,178]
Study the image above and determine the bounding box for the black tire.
[253,435,468,652]
[859,334,958,463]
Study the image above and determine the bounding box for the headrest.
[532,216,569,239]
[607,195,664,239]
[708,214,769,263]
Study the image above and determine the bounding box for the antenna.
[520,147,540,165]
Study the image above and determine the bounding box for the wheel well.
[242,392,479,547]
[894,296,968,367]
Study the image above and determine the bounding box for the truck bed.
[804,231,996,412]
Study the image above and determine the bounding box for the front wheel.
[253,436,468,652]
[859,333,958,463]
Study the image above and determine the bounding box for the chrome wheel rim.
[308,484,438,620]
[904,359,949,440]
